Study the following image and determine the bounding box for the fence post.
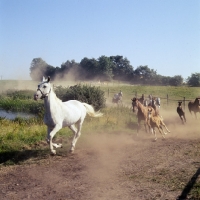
[135,91,137,98]
[167,94,169,106]
[183,97,185,110]
[108,88,110,98]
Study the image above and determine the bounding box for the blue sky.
[0,0,199,80]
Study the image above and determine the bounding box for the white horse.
[34,76,103,154]
[112,90,123,104]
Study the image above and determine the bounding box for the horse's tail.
[82,103,103,117]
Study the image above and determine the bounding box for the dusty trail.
[0,112,200,200]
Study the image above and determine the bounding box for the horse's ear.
[42,76,46,82]
[47,76,51,82]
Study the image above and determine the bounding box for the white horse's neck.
[43,87,60,116]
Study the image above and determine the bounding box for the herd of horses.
[131,94,200,140]
[113,91,199,140]
[34,77,200,154]
[131,96,170,140]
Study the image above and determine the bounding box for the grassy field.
[0,80,199,164]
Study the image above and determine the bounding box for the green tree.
[169,75,183,86]
[97,56,113,81]
[187,73,200,87]
[133,65,157,84]
[80,57,99,80]
[110,56,134,81]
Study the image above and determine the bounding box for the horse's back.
[62,100,87,122]
[63,100,85,111]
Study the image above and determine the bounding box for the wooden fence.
[106,89,195,110]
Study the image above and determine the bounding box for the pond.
[0,109,35,120]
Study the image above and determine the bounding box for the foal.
[147,108,170,140]
[177,101,186,124]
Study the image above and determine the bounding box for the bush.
[54,84,106,110]
[6,90,34,100]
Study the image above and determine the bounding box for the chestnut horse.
[188,98,200,119]
[131,97,155,133]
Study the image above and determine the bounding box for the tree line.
[30,56,200,86]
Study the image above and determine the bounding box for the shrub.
[6,90,34,100]
[54,84,106,110]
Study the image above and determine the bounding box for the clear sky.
[0,0,199,80]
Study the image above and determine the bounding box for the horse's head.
[118,91,123,97]
[34,76,51,100]
[131,97,139,113]
[147,107,153,119]
[197,98,200,106]
[178,101,182,107]
[156,97,161,107]
[143,99,148,107]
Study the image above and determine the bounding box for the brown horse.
[188,98,200,119]
[131,97,155,133]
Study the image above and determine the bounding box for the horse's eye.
[43,85,46,88]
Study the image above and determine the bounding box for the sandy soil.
[0,110,200,200]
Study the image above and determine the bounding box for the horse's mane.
[50,86,63,104]
[137,100,148,115]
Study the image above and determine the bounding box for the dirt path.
[0,115,200,200]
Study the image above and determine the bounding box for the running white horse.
[34,76,103,154]
[112,90,123,104]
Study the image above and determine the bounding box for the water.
[0,109,35,120]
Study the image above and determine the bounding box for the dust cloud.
[69,106,200,199]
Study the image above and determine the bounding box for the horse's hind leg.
[180,116,184,124]
[158,126,166,139]
[160,121,170,133]
[69,123,82,153]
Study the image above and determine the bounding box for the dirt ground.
[0,110,200,200]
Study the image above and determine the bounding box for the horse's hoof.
[69,149,74,153]
[57,143,62,148]
[51,150,56,155]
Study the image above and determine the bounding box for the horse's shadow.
[177,165,200,200]
[0,149,50,165]
[126,121,138,130]
[0,141,73,165]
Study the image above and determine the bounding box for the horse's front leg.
[146,119,151,133]
[153,128,157,141]
[47,126,62,149]
[137,119,140,135]
[48,124,62,155]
